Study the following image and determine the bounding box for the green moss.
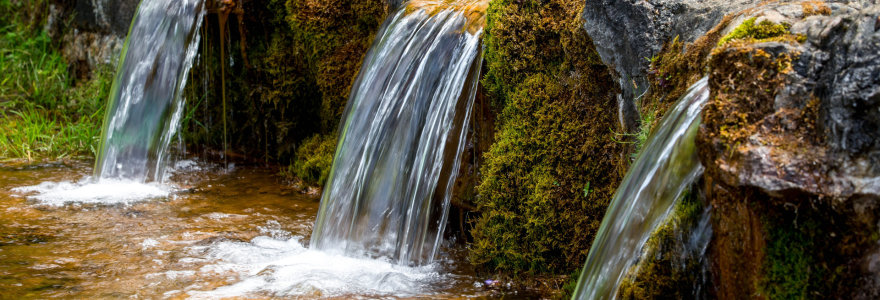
[717,17,790,46]
[701,45,793,162]
[288,133,336,187]
[761,218,816,299]
[470,0,626,275]
[617,189,707,299]
[286,0,388,131]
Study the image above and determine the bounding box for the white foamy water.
[11,178,171,206]
[187,235,444,298]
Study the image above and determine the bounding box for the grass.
[0,0,111,163]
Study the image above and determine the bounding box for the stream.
[0,160,513,299]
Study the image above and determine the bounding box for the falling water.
[572,77,710,299]
[310,1,486,266]
[94,0,205,182]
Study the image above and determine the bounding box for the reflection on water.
[0,162,490,298]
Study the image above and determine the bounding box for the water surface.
[0,161,497,298]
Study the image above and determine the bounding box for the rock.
[702,1,880,202]
[71,0,141,36]
[580,0,754,131]
[697,2,880,298]
[44,0,139,77]
[61,30,124,76]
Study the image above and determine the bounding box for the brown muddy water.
[0,160,528,299]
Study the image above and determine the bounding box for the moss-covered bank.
[617,185,710,299]
[180,0,389,184]
[469,0,627,276]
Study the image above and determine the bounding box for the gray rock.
[720,3,880,200]
[580,0,757,131]
[72,0,141,36]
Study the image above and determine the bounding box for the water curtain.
[573,77,710,299]
[310,1,486,266]
[94,0,205,182]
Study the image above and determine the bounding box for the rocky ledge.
[695,1,880,298]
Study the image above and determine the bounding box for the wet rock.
[580,0,754,131]
[698,2,880,298]
[702,2,880,203]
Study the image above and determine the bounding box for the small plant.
[287,133,337,186]
[582,181,591,197]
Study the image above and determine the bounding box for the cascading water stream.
[310,1,486,266]
[572,77,710,299]
[94,0,205,183]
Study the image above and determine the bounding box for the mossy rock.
[470,0,626,276]
[181,0,388,165]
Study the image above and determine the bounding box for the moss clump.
[470,0,626,275]
[700,45,793,164]
[755,201,878,299]
[801,1,832,17]
[617,188,708,299]
[761,216,818,299]
[717,17,791,46]
[640,15,734,148]
[288,133,336,187]
[286,0,388,132]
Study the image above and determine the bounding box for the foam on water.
[187,235,444,298]
[11,178,171,206]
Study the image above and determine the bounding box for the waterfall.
[310,2,486,266]
[572,77,710,299]
[94,0,205,182]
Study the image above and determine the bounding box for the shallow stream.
[0,160,512,299]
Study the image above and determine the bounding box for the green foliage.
[717,17,790,46]
[0,0,110,162]
[289,133,337,187]
[559,269,582,299]
[470,0,626,275]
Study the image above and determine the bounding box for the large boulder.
[580,0,755,131]
[697,1,880,298]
